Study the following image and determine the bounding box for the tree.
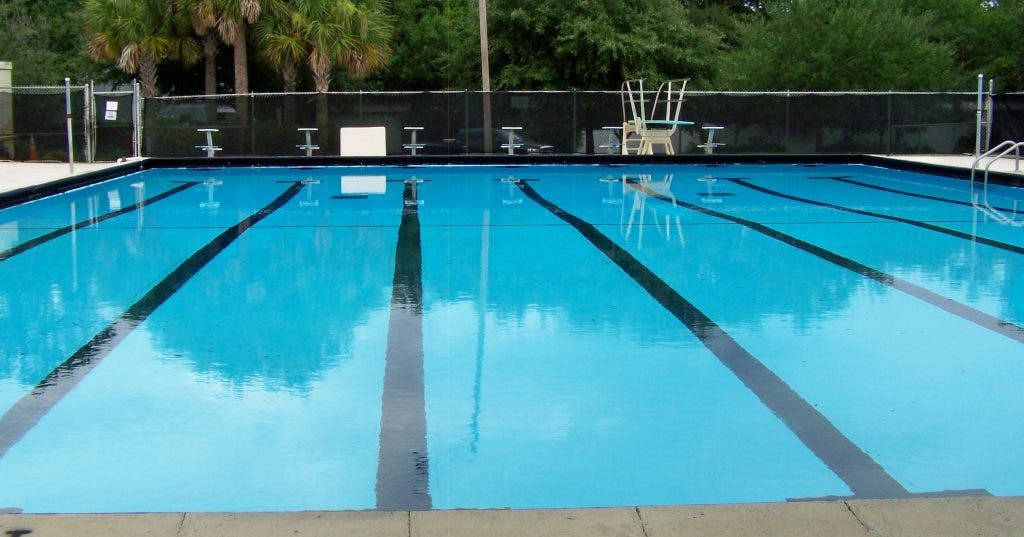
[83,0,200,96]
[718,0,961,90]
[257,0,394,93]
[481,0,723,90]
[254,2,307,93]
[0,0,102,85]
[182,0,222,94]
[373,0,475,90]
[894,0,1024,91]
[215,0,280,94]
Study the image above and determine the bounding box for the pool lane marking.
[0,181,306,460]
[515,179,910,500]
[0,182,201,262]
[628,181,1024,345]
[728,179,1024,256]
[826,176,1024,217]
[375,181,432,511]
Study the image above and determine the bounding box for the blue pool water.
[0,162,1021,512]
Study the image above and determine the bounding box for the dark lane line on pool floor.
[827,176,1024,217]
[375,181,431,511]
[0,182,201,262]
[630,182,1024,345]
[515,179,910,500]
[0,181,305,460]
[729,179,1024,256]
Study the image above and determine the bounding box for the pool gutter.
[2,154,1021,210]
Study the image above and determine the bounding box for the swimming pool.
[0,161,1021,513]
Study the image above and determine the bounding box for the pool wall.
[2,154,1020,211]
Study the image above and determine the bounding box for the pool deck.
[1,498,1022,537]
[0,155,1022,536]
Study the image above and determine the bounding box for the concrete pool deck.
[1,498,1022,536]
[0,155,1022,535]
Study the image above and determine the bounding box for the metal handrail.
[971,140,1022,193]
[970,140,1024,225]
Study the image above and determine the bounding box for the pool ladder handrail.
[970,140,1024,226]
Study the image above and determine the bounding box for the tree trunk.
[283,61,297,127]
[204,33,218,95]
[231,23,250,154]
[313,67,331,93]
[139,55,158,98]
[232,22,249,94]
[316,92,328,149]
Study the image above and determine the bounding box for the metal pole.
[133,79,141,158]
[65,77,74,174]
[479,0,493,153]
[975,73,984,158]
[986,78,995,152]
[82,83,92,162]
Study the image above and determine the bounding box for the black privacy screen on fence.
[1,85,136,162]
[993,94,1024,143]
[4,87,87,161]
[141,90,1000,157]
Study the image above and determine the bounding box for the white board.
[339,126,386,156]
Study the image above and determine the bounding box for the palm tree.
[182,0,221,95]
[84,0,200,97]
[254,2,307,125]
[335,0,394,85]
[255,0,393,136]
[299,0,394,93]
[254,2,307,93]
[216,0,284,94]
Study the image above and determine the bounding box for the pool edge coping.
[2,154,1021,211]
[1,497,1022,536]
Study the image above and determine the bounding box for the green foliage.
[0,0,101,84]
[719,0,963,90]
[485,0,723,89]
[4,0,1023,92]
[83,0,200,96]
[894,0,1024,91]
[373,0,474,89]
[255,0,394,92]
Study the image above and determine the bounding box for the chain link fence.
[0,83,140,162]
[144,90,1009,157]
[3,86,1022,160]
[1,85,86,161]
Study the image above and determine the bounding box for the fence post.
[885,92,892,154]
[64,77,74,174]
[83,83,93,163]
[571,89,578,153]
[985,78,995,152]
[250,92,256,155]
[133,79,142,158]
[975,73,984,158]
[0,62,10,160]
[784,90,790,153]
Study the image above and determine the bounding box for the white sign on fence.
[104,100,118,121]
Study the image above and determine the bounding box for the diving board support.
[195,128,221,158]
[403,126,425,155]
[500,126,522,155]
[296,127,319,156]
[698,125,725,154]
